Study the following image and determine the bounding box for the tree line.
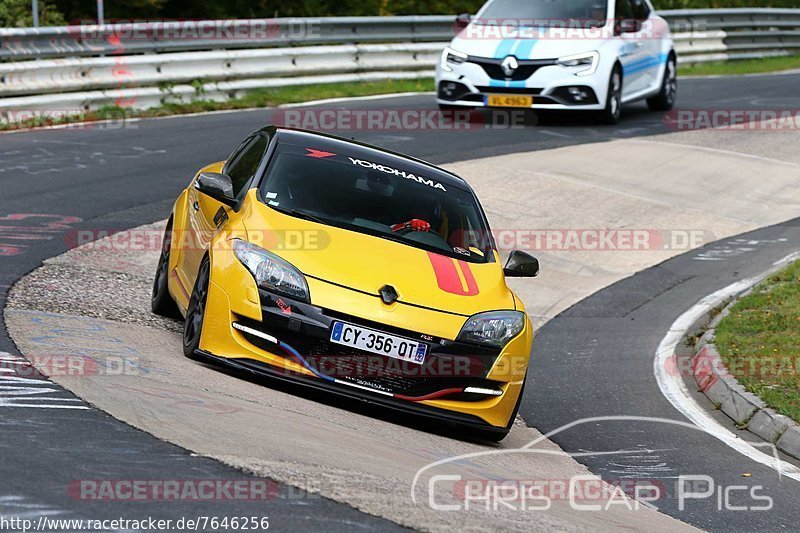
[2,0,797,28]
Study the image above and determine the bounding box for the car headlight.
[457,311,526,348]
[556,51,599,77]
[233,239,310,302]
[440,46,468,72]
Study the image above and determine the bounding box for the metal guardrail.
[664,8,800,63]
[0,9,798,115]
[0,17,455,61]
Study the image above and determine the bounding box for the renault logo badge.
[379,285,398,305]
[501,55,519,77]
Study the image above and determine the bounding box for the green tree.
[0,0,66,27]
[53,0,165,23]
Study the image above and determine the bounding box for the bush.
[0,0,65,27]
[26,0,800,27]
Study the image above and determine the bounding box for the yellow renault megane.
[152,126,539,441]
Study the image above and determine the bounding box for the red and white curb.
[655,251,800,481]
[692,301,800,459]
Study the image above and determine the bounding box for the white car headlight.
[440,46,468,72]
[556,51,600,77]
[457,311,526,348]
[233,239,310,302]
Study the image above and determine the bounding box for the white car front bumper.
[435,56,612,111]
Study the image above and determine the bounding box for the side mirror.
[618,19,641,34]
[455,13,472,31]
[504,250,539,278]
[195,172,236,206]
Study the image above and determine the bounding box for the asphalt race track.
[1,72,799,529]
[524,219,800,531]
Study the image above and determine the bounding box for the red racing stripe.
[395,388,465,402]
[427,252,479,296]
[457,259,479,296]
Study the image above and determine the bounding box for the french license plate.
[485,94,533,108]
[330,322,427,364]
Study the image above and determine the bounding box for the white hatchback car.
[435,0,677,123]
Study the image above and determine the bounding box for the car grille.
[467,56,556,81]
[304,339,491,397]
[236,317,498,399]
[475,86,543,95]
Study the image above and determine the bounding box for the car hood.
[450,27,609,60]
[244,202,516,317]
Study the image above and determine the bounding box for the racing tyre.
[647,54,677,112]
[151,220,179,318]
[183,257,210,360]
[598,66,623,125]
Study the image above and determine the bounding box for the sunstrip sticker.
[427,252,479,296]
[349,158,447,191]
[306,148,337,159]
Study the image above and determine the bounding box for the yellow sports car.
[152,126,539,441]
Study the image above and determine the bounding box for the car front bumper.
[435,56,609,111]
[195,251,532,430]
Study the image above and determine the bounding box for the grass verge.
[681,54,800,77]
[0,78,434,131]
[715,260,800,422]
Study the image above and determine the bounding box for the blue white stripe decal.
[493,39,516,59]
[623,52,670,76]
[492,37,538,87]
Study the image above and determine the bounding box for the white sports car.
[435,0,677,123]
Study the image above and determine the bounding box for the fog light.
[464,386,503,396]
[567,87,589,102]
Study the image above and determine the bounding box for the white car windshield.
[478,0,609,27]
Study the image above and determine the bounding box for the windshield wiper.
[376,232,409,245]
[269,205,329,225]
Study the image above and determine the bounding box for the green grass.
[681,55,800,77]
[715,260,800,423]
[0,78,434,131]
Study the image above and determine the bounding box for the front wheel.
[183,257,210,360]
[151,220,179,318]
[647,54,677,111]
[598,66,623,125]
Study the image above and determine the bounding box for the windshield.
[259,143,495,264]
[477,0,609,27]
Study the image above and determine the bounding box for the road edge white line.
[654,251,800,481]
